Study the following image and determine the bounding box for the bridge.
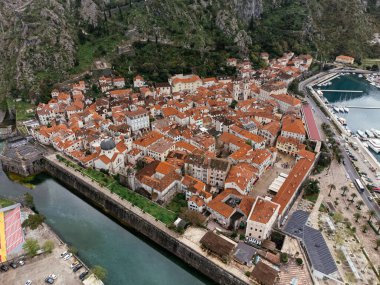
[320,90,363,93]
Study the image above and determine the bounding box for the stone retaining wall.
[43,158,250,285]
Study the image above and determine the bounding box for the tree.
[42,240,55,253]
[22,214,45,230]
[280,252,288,263]
[296,258,303,265]
[328,184,336,197]
[304,179,320,196]
[24,193,34,209]
[350,193,357,204]
[375,239,380,250]
[23,239,40,257]
[357,200,364,210]
[367,210,376,222]
[92,265,107,281]
[353,212,361,223]
[341,186,349,196]
[180,209,206,226]
[361,224,368,233]
[376,220,380,232]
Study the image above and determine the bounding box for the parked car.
[79,271,89,280]
[25,281,32,285]
[60,251,68,258]
[0,265,9,272]
[19,260,25,266]
[73,264,83,272]
[45,277,54,284]
[10,262,17,269]
[63,253,72,261]
[49,274,57,280]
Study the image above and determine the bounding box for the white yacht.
[365,130,375,138]
[357,130,367,139]
[368,139,380,153]
[333,106,340,113]
[371,129,380,138]
[338,117,347,125]
[343,107,349,113]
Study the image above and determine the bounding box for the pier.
[346,106,380,109]
[320,90,363,93]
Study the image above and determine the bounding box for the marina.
[313,73,380,162]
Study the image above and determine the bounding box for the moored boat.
[365,130,375,138]
[357,130,367,139]
[368,139,380,153]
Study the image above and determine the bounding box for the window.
[258,236,261,239]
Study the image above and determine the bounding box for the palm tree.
[354,212,361,223]
[350,193,357,204]
[357,200,364,210]
[367,210,376,223]
[328,184,336,197]
[375,238,380,251]
[362,224,368,233]
[341,186,349,196]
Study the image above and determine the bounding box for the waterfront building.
[335,55,354,65]
[0,203,24,262]
[245,197,280,241]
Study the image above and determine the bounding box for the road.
[299,71,380,221]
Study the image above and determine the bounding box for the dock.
[320,90,363,93]
[346,106,380,109]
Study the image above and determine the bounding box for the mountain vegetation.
[0,0,379,106]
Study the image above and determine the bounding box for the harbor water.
[317,74,380,162]
[0,163,213,285]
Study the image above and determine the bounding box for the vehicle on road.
[79,271,89,280]
[355,178,365,192]
[368,196,374,201]
[63,253,72,261]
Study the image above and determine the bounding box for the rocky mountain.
[0,0,379,104]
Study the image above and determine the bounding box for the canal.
[0,167,213,285]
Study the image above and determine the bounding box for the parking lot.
[0,244,84,285]
[0,246,85,285]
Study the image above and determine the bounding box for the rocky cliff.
[0,0,379,103]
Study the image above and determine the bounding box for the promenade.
[299,70,380,221]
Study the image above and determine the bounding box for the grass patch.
[303,192,319,203]
[0,197,15,208]
[56,155,177,225]
[166,193,187,215]
[70,34,123,74]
